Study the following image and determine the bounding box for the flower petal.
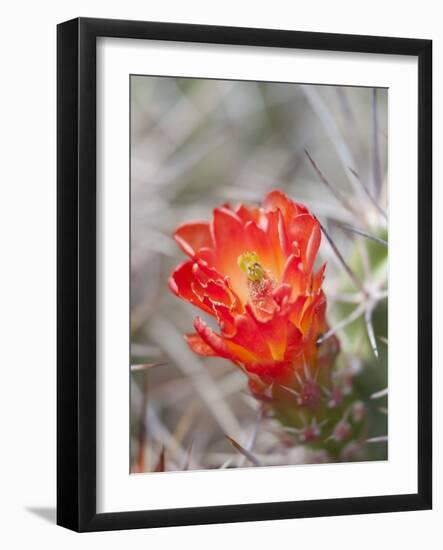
[264,189,308,224]
[194,247,217,267]
[235,203,262,224]
[282,254,308,297]
[190,261,243,314]
[192,265,232,304]
[272,283,292,306]
[265,210,288,276]
[283,323,304,361]
[212,302,236,336]
[264,189,295,219]
[194,316,236,360]
[244,221,278,276]
[288,295,309,329]
[211,207,248,301]
[300,291,327,336]
[228,313,273,361]
[174,221,212,256]
[245,360,292,379]
[289,214,321,274]
[185,333,218,356]
[312,262,326,292]
[168,261,214,315]
[246,304,288,361]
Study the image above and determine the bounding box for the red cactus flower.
[169,190,336,392]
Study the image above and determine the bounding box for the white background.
[0,1,440,548]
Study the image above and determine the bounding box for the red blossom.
[169,190,336,391]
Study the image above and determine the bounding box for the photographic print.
[130,75,388,474]
[57,18,431,530]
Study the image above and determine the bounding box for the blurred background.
[130,76,388,473]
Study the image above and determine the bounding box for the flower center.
[238,251,266,282]
[238,251,278,322]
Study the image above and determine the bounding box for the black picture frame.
[57,17,432,532]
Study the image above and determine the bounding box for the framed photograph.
[57,17,432,532]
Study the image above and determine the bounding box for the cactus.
[168,186,387,464]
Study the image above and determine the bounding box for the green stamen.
[238,251,265,282]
